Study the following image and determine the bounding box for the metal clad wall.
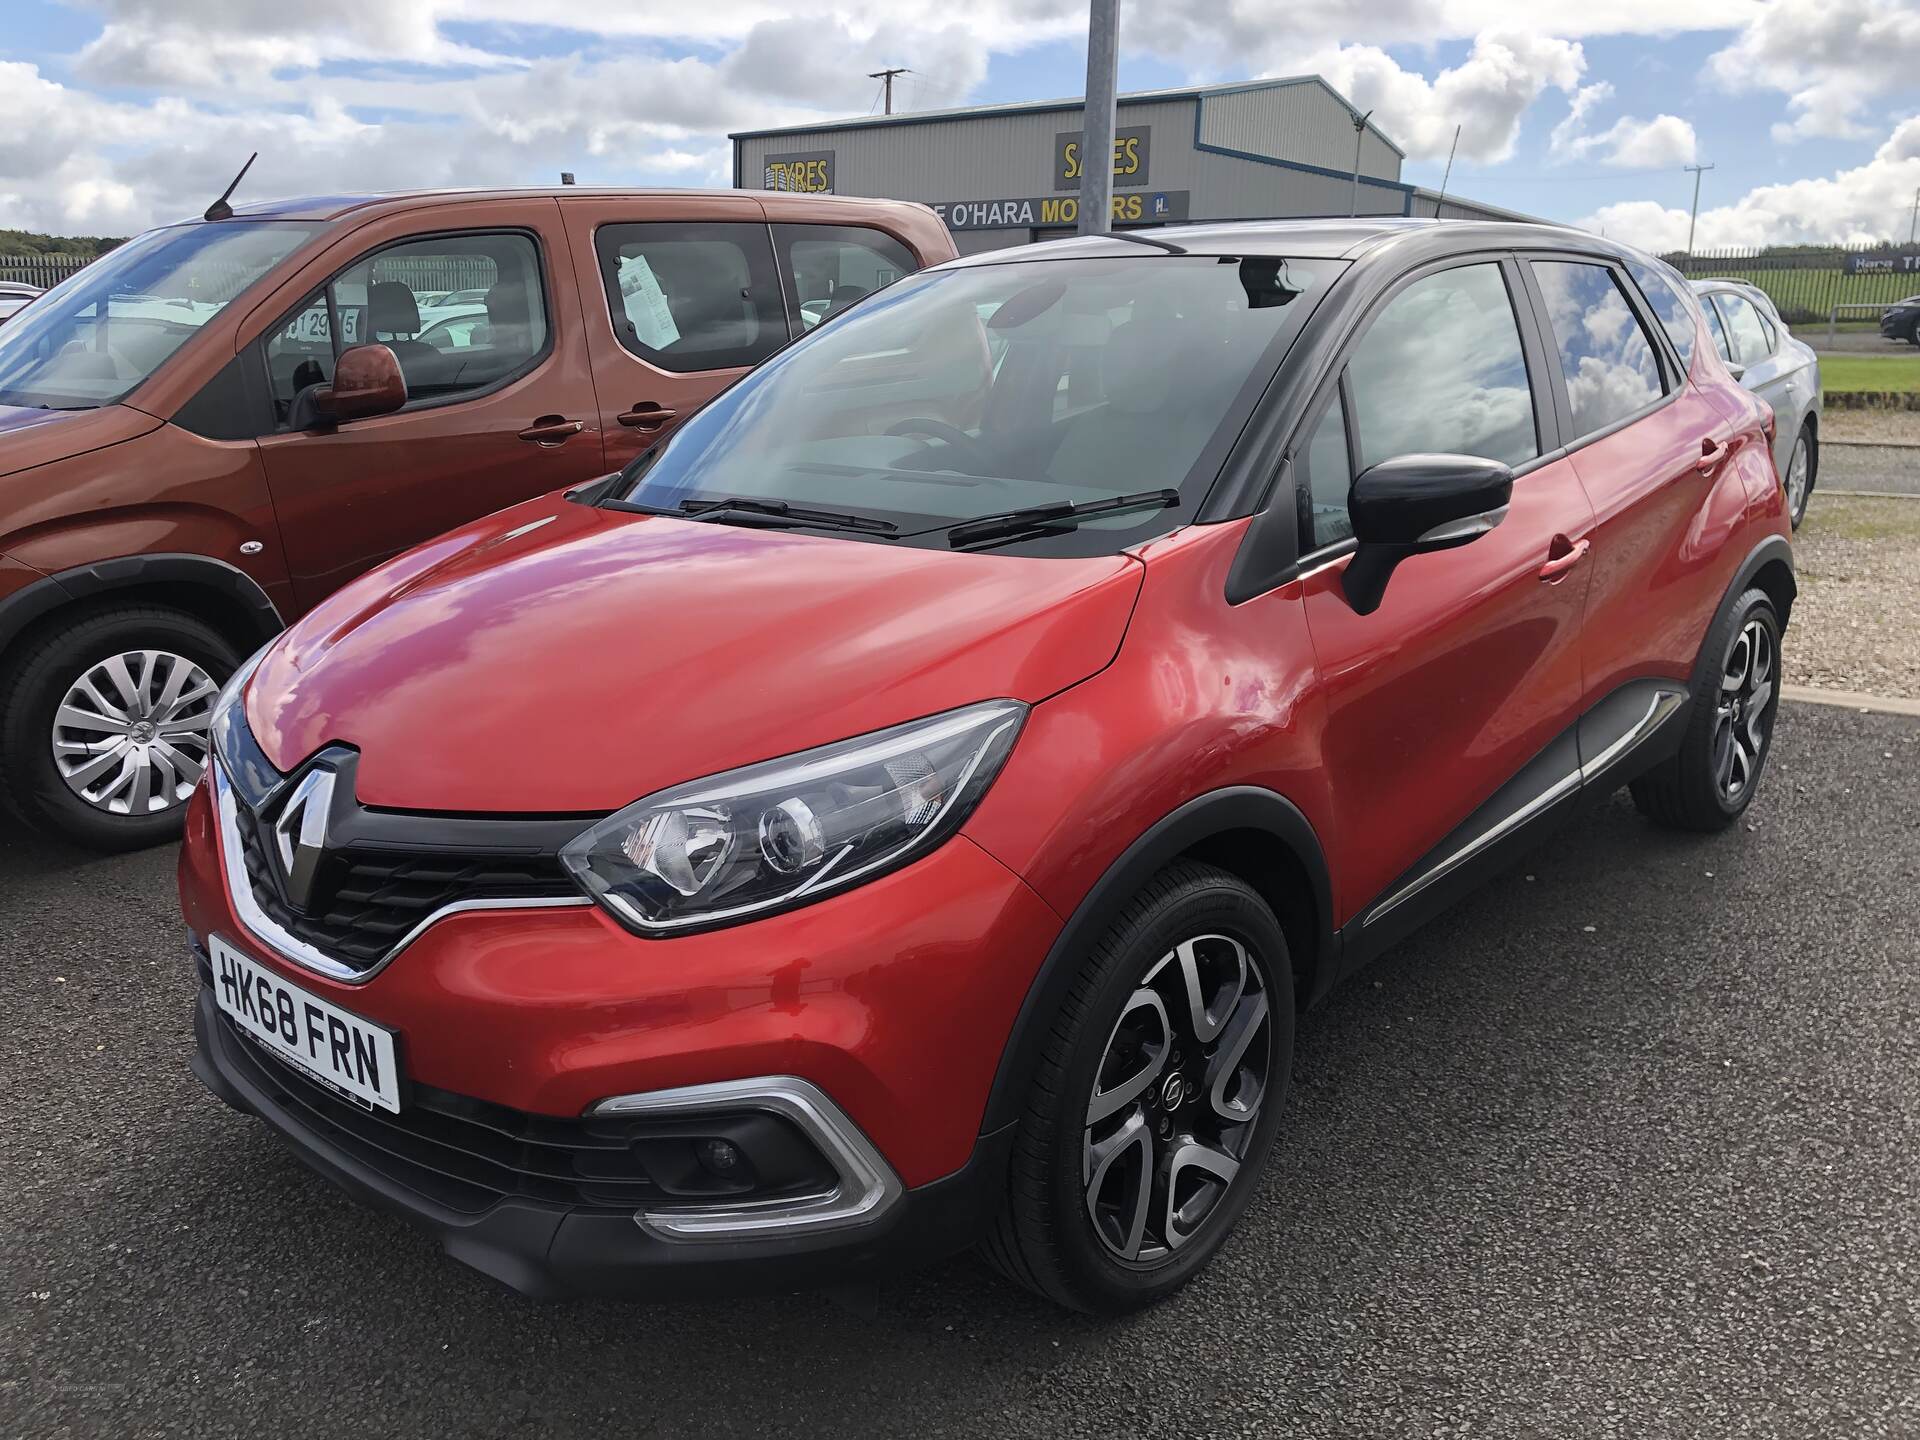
[1198,83,1402,180]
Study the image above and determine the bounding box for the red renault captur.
[180,220,1794,1312]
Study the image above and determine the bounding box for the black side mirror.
[1341,453,1513,616]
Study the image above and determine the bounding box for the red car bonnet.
[247,495,1147,813]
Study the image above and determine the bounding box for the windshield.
[616,253,1340,549]
[0,221,317,410]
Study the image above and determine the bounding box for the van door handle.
[617,404,678,429]
[518,417,584,446]
[1538,537,1590,581]
[1696,436,1730,474]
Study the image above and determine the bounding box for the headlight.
[562,699,1026,933]
[208,640,279,801]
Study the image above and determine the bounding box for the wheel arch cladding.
[979,785,1334,1136]
[0,554,282,670]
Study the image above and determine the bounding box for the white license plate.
[210,936,402,1113]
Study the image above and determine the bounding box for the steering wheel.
[884,417,992,472]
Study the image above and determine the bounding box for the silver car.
[1692,279,1822,529]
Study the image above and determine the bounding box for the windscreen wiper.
[944,489,1180,549]
[677,497,898,534]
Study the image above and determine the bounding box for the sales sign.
[1055,127,1152,189]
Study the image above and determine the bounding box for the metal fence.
[0,254,93,289]
[1667,244,1920,325]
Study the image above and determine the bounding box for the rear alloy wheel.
[1783,427,1813,530]
[982,861,1294,1312]
[0,606,239,851]
[1630,587,1781,832]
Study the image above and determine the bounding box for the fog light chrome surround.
[592,1076,903,1242]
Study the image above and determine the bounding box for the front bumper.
[192,983,1015,1298]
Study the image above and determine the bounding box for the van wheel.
[0,606,238,852]
[1630,588,1781,832]
[981,861,1294,1312]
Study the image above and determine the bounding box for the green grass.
[1820,355,1920,394]
[1680,265,1918,325]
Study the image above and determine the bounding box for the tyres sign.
[762,151,835,194]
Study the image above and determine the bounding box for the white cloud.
[1708,0,1920,143]
[1291,31,1588,164]
[1579,115,1920,250]
[1550,82,1696,167]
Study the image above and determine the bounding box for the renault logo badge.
[273,768,335,914]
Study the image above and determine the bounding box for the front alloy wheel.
[1084,935,1273,1263]
[983,861,1294,1312]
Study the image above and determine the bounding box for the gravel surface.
[1786,494,1920,699]
[1823,410,1920,446]
[3,703,1918,1438]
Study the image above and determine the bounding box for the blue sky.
[3,0,1917,250]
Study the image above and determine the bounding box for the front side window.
[1625,258,1697,371]
[1714,293,1773,365]
[774,224,916,333]
[612,253,1340,552]
[1532,260,1665,441]
[1345,262,1539,471]
[0,221,316,410]
[263,231,547,425]
[1299,394,1354,550]
[594,222,786,373]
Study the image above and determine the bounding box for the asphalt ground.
[1823,442,1920,498]
[2,701,1917,1438]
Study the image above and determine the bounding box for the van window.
[593,222,787,373]
[772,224,917,332]
[1531,260,1665,441]
[264,231,548,425]
[1345,262,1538,472]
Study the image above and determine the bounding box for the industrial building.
[731,76,1534,254]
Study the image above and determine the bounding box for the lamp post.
[1077,0,1120,236]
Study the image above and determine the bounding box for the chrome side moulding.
[1579,686,1685,783]
[210,761,592,985]
[593,1076,905,1242]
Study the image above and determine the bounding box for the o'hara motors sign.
[1844,249,1920,275]
[933,190,1191,231]
[762,150,835,193]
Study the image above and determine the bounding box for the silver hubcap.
[1785,435,1810,518]
[50,650,217,817]
[1083,933,1273,1266]
[1714,619,1774,804]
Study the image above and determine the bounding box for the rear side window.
[263,231,548,426]
[1714,293,1774,364]
[1531,261,1665,441]
[594,222,787,373]
[1703,300,1734,361]
[1345,262,1539,472]
[1625,259,1697,371]
[773,224,916,333]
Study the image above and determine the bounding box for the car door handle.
[1696,436,1730,474]
[617,404,678,429]
[518,417,584,446]
[1538,537,1590,581]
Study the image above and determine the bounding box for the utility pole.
[1908,185,1918,246]
[1347,110,1373,217]
[1683,162,1715,262]
[1077,0,1120,236]
[1435,124,1460,219]
[868,67,909,115]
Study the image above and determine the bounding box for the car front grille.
[227,796,579,973]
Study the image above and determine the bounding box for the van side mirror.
[295,343,407,429]
[1341,453,1513,616]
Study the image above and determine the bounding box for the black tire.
[1630,587,1781,832]
[0,605,239,851]
[981,861,1295,1313]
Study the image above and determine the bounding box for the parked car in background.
[1880,294,1920,346]
[181,219,1793,1312]
[0,281,42,325]
[0,187,954,849]
[1692,278,1822,529]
